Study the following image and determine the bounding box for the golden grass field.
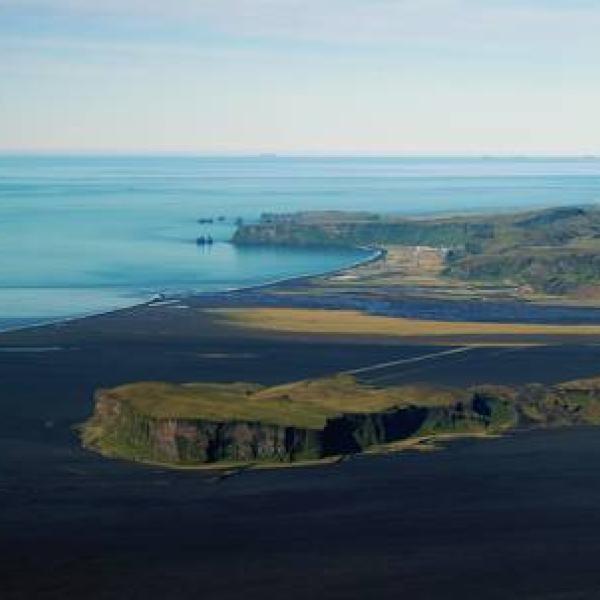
[210,307,600,341]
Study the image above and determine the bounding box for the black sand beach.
[4,296,600,598]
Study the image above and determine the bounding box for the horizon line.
[1,151,599,159]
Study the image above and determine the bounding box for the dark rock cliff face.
[321,408,429,455]
[152,420,322,463]
[86,389,515,466]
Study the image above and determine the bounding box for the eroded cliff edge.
[81,375,600,468]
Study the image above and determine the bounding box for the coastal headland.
[232,206,600,303]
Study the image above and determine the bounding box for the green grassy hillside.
[233,206,600,294]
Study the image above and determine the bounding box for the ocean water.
[1,155,599,330]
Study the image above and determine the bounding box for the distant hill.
[233,205,600,294]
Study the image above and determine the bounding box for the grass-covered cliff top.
[99,375,466,429]
[93,372,600,431]
[232,206,600,295]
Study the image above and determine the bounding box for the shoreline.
[0,244,382,336]
[209,245,384,295]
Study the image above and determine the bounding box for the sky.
[1,0,599,155]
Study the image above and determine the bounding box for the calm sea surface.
[1,155,599,330]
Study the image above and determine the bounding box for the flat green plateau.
[102,375,466,429]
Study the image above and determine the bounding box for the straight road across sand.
[343,346,474,376]
[355,345,533,386]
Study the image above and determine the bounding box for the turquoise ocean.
[1,155,599,330]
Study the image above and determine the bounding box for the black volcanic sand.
[4,302,600,598]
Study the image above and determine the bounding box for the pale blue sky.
[1,0,599,154]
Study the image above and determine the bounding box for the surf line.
[343,347,474,376]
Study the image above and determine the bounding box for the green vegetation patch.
[97,375,465,429]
